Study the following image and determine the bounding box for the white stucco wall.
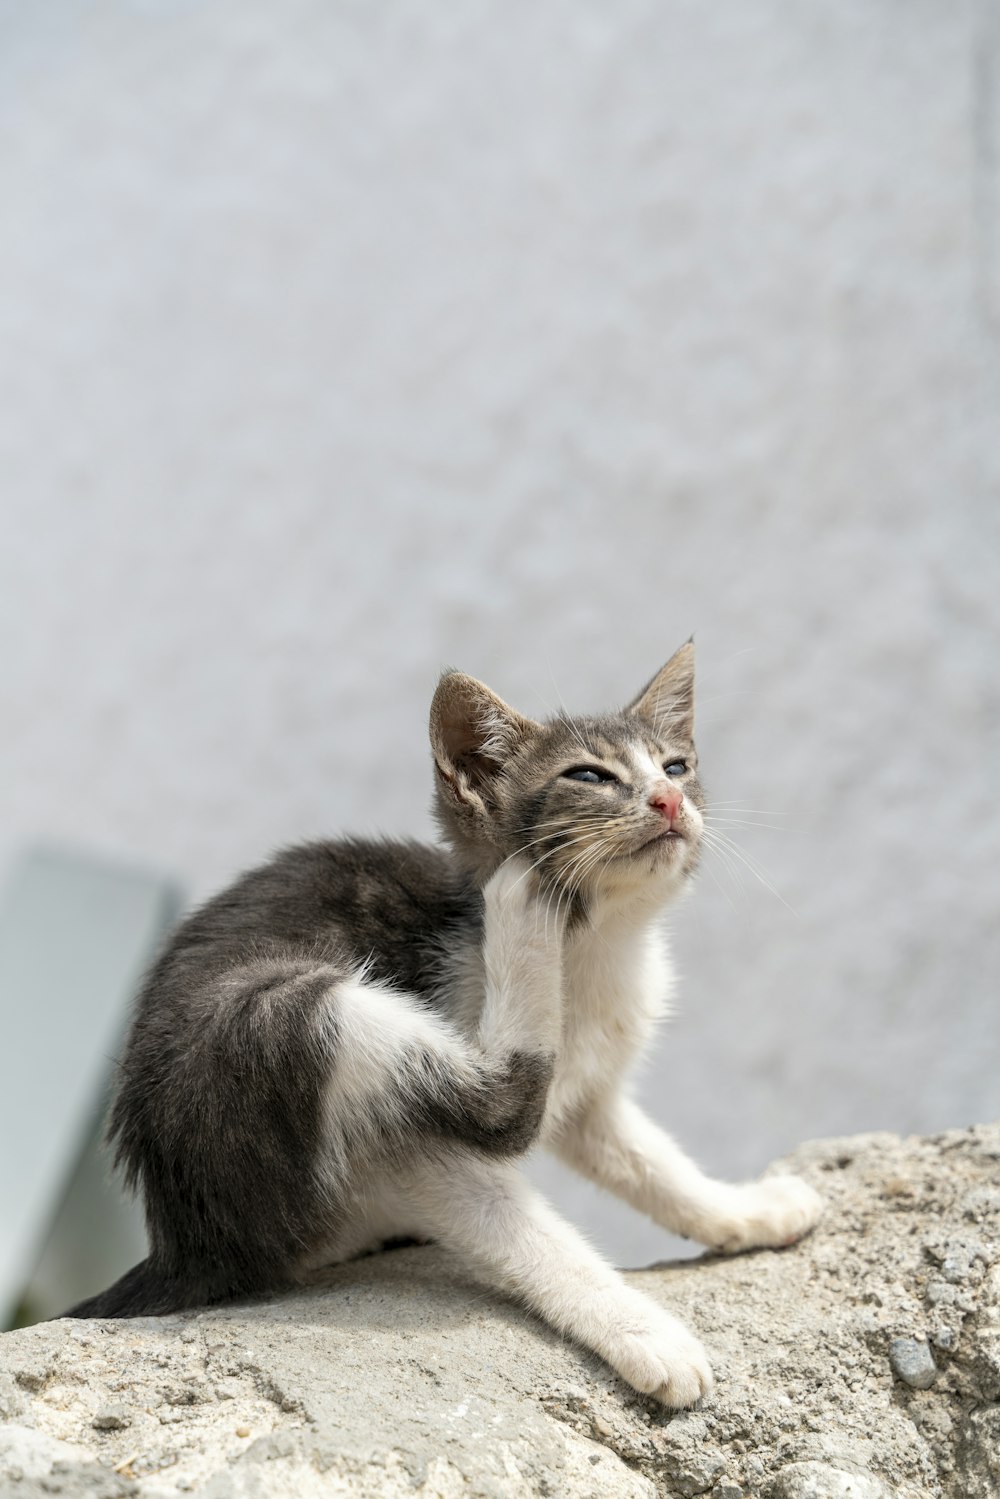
[1,0,998,1266]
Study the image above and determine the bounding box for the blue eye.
[563,766,617,785]
[663,760,687,777]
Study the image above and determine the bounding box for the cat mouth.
[638,828,685,853]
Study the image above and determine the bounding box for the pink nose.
[649,787,683,822]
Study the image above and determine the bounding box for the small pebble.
[236,1425,252,1438]
[882,1177,914,1198]
[591,1414,612,1438]
[889,1337,938,1390]
[940,1254,971,1284]
[92,1405,132,1431]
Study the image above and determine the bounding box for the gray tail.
[61,1258,189,1320]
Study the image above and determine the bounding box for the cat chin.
[629,831,699,871]
[589,848,698,904]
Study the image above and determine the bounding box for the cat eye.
[663,760,687,777]
[563,766,618,785]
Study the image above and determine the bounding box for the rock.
[769,1461,898,1498]
[0,1370,25,1420]
[888,1338,938,1391]
[11,1355,55,1392]
[92,1403,132,1430]
[0,1424,137,1497]
[712,1482,744,1499]
[1,1124,998,1496]
[951,1404,1000,1499]
[672,1446,728,1494]
[929,1324,957,1352]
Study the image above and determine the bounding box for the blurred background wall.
[1,0,998,1273]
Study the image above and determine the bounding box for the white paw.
[708,1174,824,1253]
[606,1309,714,1409]
[484,857,540,910]
[484,858,565,939]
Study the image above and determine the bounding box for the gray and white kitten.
[65,641,822,1408]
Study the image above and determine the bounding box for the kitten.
[64,641,822,1408]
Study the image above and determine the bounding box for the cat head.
[429,641,704,905]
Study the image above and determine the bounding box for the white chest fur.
[541,911,675,1136]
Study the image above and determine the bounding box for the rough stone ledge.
[1,1125,999,1498]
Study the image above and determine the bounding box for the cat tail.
[60,1258,190,1320]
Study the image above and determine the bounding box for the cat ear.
[430,672,539,817]
[627,639,695,739]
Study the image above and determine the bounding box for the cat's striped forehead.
[534,713,693,773]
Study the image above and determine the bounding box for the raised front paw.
[484,857,566,941]
[485,857,542,910]
[708,1174,824,1254]
[607,1308,714,1409]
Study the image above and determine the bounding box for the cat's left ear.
[627,639,695,739]
[430,672,539,817]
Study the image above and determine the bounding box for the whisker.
[554,839,609,937]
[498,813,614,868]
[555,709,597,767]
[704,802,782,815]
[503,823,617,901]
[700,827,797,916]
[698,852,741,913]
[698,829,750,893]
[705,817,789,833]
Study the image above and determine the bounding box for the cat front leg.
[552,1094,823,1253]
[477,857,565,1061]
[410,1156,713,1408]
[321,857,565,1171]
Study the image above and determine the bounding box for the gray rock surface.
[1,1125,998,1497]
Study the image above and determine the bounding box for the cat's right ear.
[626,639,696,740]
[429,672,538,827]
